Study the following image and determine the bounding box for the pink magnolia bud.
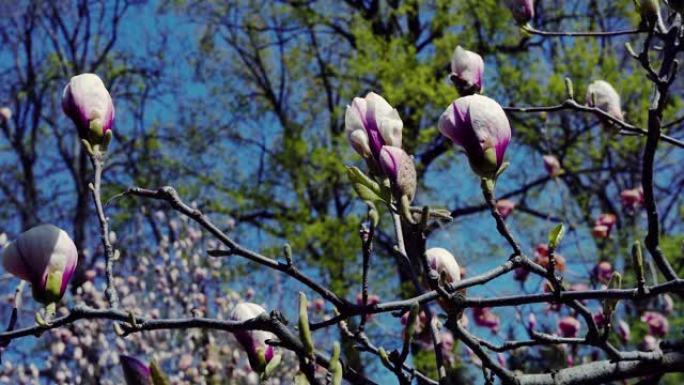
[593,312,608,329]
[592,224,610,239]
[2,224,78,304]
[0,107,11,123]
[586,80,623,121]
[593,213,617,238]
[533,244,566,272]
[558,316,581,338]
[543,155,563,177]
[379,146,417,202]
[120,355,152,385]
[616,319,631,343]
[527,313,537,330]
[229,303,277,372]
[62,74,115,146]
[425,247,462,285]
[620,188,644,210]
[507,0,534,25]
[449,46,484,95]
[345,92,403,163]
[438,95,511,179]
[473,307,500,332]
[641,311,669,337]
[592,261,613,283]
[495,199,515,220]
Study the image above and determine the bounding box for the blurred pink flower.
[558,316,581,338]
[641,311,669,337]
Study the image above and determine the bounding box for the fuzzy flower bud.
[641,311,669,337]
[543,155,563,177]
[425,247,462,286]
[379,146,417,202]
[229,303,277,372]
[439,95,511,179]
[586,80,623,122]
[558,316,581,338]
[507,0,534,25]
[2,224,78,304]
[345,92,403,164]
[449,46,484,95]
[120,355,152,385]
[62,74,115,149]
[495,199,516,220]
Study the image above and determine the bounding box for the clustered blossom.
[586,80,623,122]
[449,46,484,95]
[229,303,278,372]
[62,73,115,147]
[543,155,563,177]
[345,92,403,166]
[2,224,78,304]
[592,213,617,239]
[438,94,512,179]
[558,316,581,338]
[507,0,534,25]
[495,199,516,220]
[641,311,669,337]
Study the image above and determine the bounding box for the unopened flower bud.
[449,46,484,95]
[620,187,644,210]
[379,146,417,202]
[543,155,563,177]
[120,355,152,385]
[558,316,581,338]
[507,0,534,25]
[495,199,515,220]
[229,303,277,372]
[2,224,78,304]
[62,74,115,150]
[345,92,403,165]
[439,95,511,179]
[586,80,623,122]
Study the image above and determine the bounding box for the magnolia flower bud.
[120,355,152,385]
[495,199,515,220]
[62,73,115,149]
[507,0,534,25]
[425,247,461,285]
[527,313,537,330]
[558,316,581,338]
[593,213,617,239]
[592,261,613,283]
[438,95,511,179]
[533,244,566,272]
[229,303,277,372]
[586,80,623,122]
[641,311,669,337]
[473,307,500,332]
[345,92,403,164]
[449,46,484,95]
[620,187,644,210]
[543,155,563,177]
[2,224,78,304]
[379,146,417,202]
[0,107,11,123]
[617,319,631,343]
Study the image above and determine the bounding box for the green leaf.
[346,166,389,203]
[263,353,282,379]
[548,224,566,249]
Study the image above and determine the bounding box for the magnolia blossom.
[513,267,530,282]
[0,107,11,123]
[620,187,644,210]
[533,243,566,272]
[449,46,484,94]
[641,311,669,337]
[425,247,461,285]
[507,0,534,24]
[592,261,613,283]
[379,146,417,201]
[120,355,152,385]
[558,316,581,338]
[642,334,658,351]
[438,95,511,178]
[495,199,515,219]
[593,213,617,239]
[473,307,500,332]
[662,294,674,315]
[2,224,78,304]
[586,80,623,121]
[229,303,277,372]
[356,293,381,321]
[527,313,537,330]
[345,92,402,163]
[593,312,608,329]
[543,155,563,177]
[617,320,631,343]
[62,73,115,143]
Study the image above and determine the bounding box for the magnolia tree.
[2,1,684,384]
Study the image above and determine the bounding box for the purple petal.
[120,355,152,385]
